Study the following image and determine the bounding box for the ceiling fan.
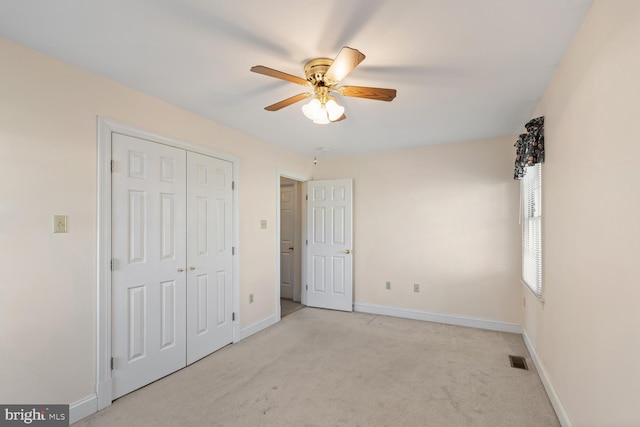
[250,47,397,124]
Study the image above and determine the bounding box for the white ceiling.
[0,0,593,158]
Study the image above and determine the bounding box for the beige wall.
[313,137,523,324]
[525,1,640,425]
[0,38,310,404]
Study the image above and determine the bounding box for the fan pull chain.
[312,125,318,166]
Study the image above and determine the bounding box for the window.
[521,163,542,296]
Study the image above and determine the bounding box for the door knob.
[343,249,351,254]
[190,266,196,271]
[288,246,294,250]
[177,268,185,273]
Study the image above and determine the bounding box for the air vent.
[509,355,529,370]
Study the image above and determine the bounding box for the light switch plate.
[260,219,267,229]
[53,215,68,233]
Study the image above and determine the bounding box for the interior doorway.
[279,176,304,317]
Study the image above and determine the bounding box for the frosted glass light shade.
[313,113,330,124]
[325,99,344,121]
[302,99,323,120]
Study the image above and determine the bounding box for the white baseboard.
[522,329,573,427]
[69,394,97,425]
[353,302,522,334]
[239,314,278,341]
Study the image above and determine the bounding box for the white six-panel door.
[280,183,296,300]
[306,179,353,312]
[111,134,188,398]
[186,152,233,365]
[111,134,233,398]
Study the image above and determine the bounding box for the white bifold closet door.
[111,134,232,399]
[185,151,233,365]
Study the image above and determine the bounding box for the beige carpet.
[280,298,304,318]
[75,309,559,426]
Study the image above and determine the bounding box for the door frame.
[96,117,240,409]
[275,170,309,319]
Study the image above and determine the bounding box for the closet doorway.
[97,118,239,409]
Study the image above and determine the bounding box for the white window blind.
[521,163,542,296]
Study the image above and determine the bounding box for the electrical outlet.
[249,293,254,304]
[414,283,420,293]
[386,281,391,290]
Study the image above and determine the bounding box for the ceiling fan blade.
[264,93,312,111]
[324,46,365,84]
[332,113,347,122]
[250,65,310,86]
[337,86,397,102]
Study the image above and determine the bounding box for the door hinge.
[232,247,235,255]
[232,312,236,321]
[305,195,308,200]
[110,259,114,271]
[110,160,114,173]
[306,284,308,290]
[232,181,235,190]
[305,240,308,245]
[110,357,114,370]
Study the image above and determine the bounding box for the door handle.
[177,268,185,273]
[343,249,351,254]
[288,246,294,250]
[190,266,197,271]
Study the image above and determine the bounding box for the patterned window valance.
[514,116,545,180]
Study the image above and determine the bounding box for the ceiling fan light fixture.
[302,98,330,124]
[251,46,396,123]
[302,96,344,124]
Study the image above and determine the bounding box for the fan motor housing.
[304,58,333,85]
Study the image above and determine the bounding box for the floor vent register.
[508,355,529,370]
